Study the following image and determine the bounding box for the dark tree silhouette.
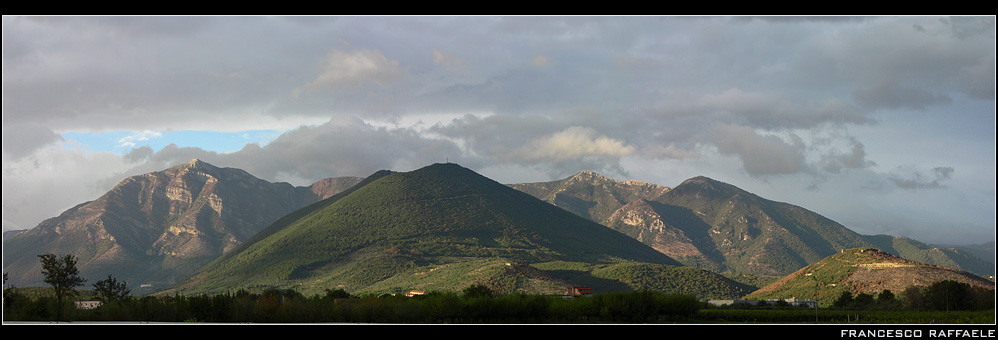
[93,274,131,303]
[38,254,86,319]
[833,291,853,308]
[924,280,975,311]
[877,289,895,305]
[854,292,875,306]
[462,284,494,298]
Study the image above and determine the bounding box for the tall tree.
[3,272,20,310]
[93,274,131,303]
[462,284,494,298]
[833,291,854,308]
[923,280,974,311]
[38,254,86,318]
[877,289,896,306]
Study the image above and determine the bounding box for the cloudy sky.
[2,16,994,246]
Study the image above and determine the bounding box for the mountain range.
[510,172,995,278]
[2,159,361,293]
[2,159,992,299]
[160,163,710,297]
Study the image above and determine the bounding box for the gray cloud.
[797,16,994,110]
[118,116,474,186]
[2,16,333,131]
[1,123,63,159]
[122,145,154,162]
[432,48,469,73]
[696,88,876,129]
[3,16,994,246]
[2,147,135,230]
[943,16,996,40]
[428,114,642,178]
[889,166,955,190]
[293,47,404,98]
[853,81,953,110]
[816,136,874,174]
[709,124,808,177]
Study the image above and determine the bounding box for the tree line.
[5,254,132,321]
[3,254,992,323]
[4,254,703,323]
[4,284,703,323]
[830,281,994,312]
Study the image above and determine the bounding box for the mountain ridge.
[507,169,671,223]
[511,171,994,278]
[163,163,690,297]
[4,161,990,299]
[2,159,363,292]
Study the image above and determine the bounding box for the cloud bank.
[3,16,994,246]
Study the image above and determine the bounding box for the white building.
[75,300,103,309]
[708,298,816,308]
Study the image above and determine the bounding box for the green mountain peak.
[165,163,680,296]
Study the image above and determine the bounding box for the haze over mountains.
[2,159,992,299]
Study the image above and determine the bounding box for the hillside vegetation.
[162,163,745,297]
[532,261,755,299]
[512,172,994,278]
[746,248,995,306]
[861,235,994,277]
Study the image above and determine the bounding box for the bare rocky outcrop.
[508,170,671,223]
[748,248,994,301]
[2,159,362,291]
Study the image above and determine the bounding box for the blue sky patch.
[63,130,282,155]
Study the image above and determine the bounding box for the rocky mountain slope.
[508,170,671,223]
[641,176,876,276]
[6,161,988,299]
[162,163,755,298]
[2,159,361,292]
[511,172,994,277]
[861,235,994,278]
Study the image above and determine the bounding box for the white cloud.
[531,55,549,67]
[117,130,162,148]
[2,144,138,231]
[293,47,403,98]
[508,126,636,162]
[431,48,467,72]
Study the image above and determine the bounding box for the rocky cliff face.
[514,172,875,276]
[605,176,877,276]
[514,172,992,278]
[508,170,671,223]
[2,159,362,291]
[605,199,725,271]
